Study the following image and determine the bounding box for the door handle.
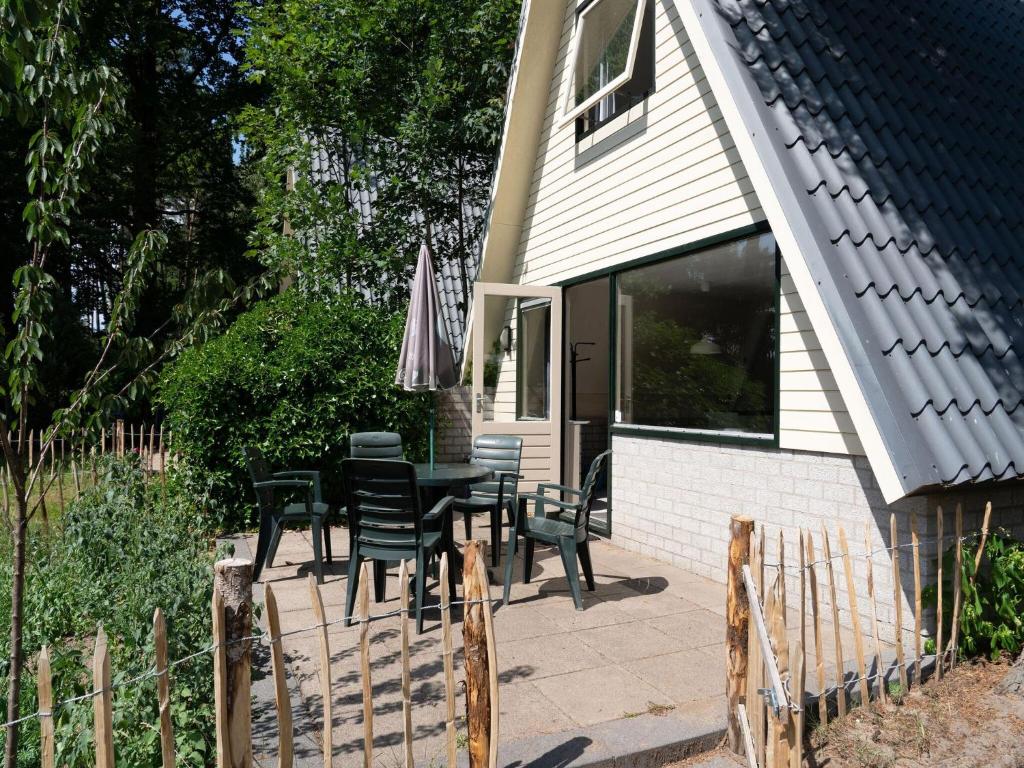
[476,392,483,413]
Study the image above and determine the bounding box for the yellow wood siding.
[779,258,864,455]
[513,0,763,285]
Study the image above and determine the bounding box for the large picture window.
[563,0,653,131]
[615,233,778,437]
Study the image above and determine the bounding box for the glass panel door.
[472,283,562,493]
[564,277,611,536]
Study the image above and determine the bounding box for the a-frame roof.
[477,0,1024,502]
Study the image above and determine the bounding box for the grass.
[4,456,165,532]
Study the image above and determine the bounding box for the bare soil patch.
[665,660,1024,768]
[806,659,1024,768]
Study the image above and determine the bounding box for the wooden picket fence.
[30,543,500,768]
[727,501,993,768]
[0,419,170,527]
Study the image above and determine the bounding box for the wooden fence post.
[213,585,227,767]
[308,575,332,768]
[971,502,993,589]
[264,585,293,768]
[214,558,253,768]
[38,647,54,768]
[154,609,176,768]
[93,625,115,768]
[464,540,497,768]
[805,531,827,726]
[838,527,870,706]
[864,525,886,703]
[399,560,415,768]
[891,515,907,692]
[357,563,373,768]
[727,515,754,755]
[949,503,963,667]
[790,641,805,768]
[440,553,458,768]
[910,511,922,684]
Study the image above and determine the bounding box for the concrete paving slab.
[531,664,675,726]
[646,609,725,651]
[577,620,689,662]
[501,631,610,680]
[626,649,725,703]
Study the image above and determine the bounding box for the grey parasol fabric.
[395,243,458,392]
[396,243,457,467]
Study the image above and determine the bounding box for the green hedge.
[159,289,432,530]
[0,458,216,767]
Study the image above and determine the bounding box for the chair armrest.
[537,482,582,498]
[253,478,314,490]
[495,471,523,508]
[518,491,578,515]
[253,478,315,511]
[273,471,322,502]
[423,495,455,522]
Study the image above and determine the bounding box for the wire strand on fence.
[0,595,503,730]
[797,650,946,705]
[761,531,983,573]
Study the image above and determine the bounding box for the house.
[461,0,1024,627]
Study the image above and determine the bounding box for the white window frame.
[559,0,648,127]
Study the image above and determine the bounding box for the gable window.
[615,233,778,438]
[563,0,654,137]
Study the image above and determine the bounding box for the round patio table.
[414,462,492,572]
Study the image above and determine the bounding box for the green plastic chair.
[342,458,454,634]
[243,446,331,584]
[349,432,404,602]
[503,450,611,610]
[350,432,404,460]
[453,435,523,567]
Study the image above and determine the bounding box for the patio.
[236,523,894,767]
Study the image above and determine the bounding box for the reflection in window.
[517,299,551,420]
[616,233,777,435]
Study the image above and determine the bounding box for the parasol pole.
[430,392,436,470]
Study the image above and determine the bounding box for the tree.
[239,0,520,344]
[0,0,264,430]
[0,0,268,761]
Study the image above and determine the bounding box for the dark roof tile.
[714,0,1024,489]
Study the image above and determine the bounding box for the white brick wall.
[610,434,1023,636]
[436,387,472,463]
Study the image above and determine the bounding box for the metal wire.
[0,595,502,729]
[760,532,982,573]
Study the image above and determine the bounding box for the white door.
[471,282,563,493]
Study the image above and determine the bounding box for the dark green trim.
[554,220,772,288]
[610,424,776,447]
[604,224,781,449]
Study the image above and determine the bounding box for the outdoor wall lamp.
[500,325,513,355]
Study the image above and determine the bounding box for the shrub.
[0,457,216,767]
[158,289,432,530]
[924,530,1024,661]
